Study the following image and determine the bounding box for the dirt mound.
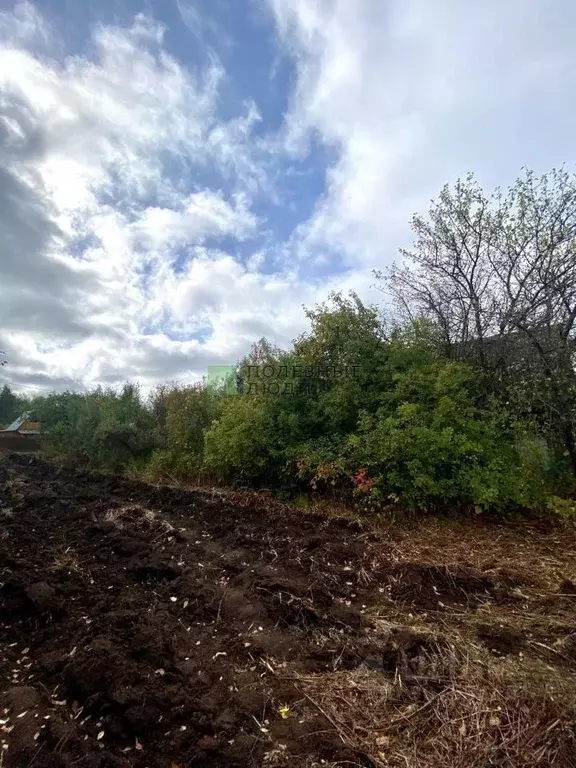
[389,563,503,609]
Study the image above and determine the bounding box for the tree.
[237,337,284,393]
[93,383,156,467]
[35,385,157,469]
[378,169,576,473]
[204,294,393,489]
[164,384,220,461]
[290,292,391,434]
[0,384,20,427]
[148,384,170,447]
[352,360,550,510]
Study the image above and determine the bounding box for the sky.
[1,0,575,394]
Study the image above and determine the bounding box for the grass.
[285,620,576,767]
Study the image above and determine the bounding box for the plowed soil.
[2,456,576,767]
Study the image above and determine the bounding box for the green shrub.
[353,363,551,511]
[203,396,278,486]
[547,496,576,519]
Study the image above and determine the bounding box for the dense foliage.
[0,384,25,427]
[2,170,575,514]
[30,384,157,471]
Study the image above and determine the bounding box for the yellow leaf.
[278,705,290,720]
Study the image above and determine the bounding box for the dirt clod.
[477,623,526,655]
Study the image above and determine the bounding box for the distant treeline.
[3,169,576,514]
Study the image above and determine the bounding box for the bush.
[35,384,156,470]
[352,363,551,511]
[203,396,278,486]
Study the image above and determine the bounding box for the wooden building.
[0,412,41,454]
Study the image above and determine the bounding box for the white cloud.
[0,2,365,395]
[131,191,257,251]
[266,0,576,266]
[0,0,49,48]
[0,3,266,392]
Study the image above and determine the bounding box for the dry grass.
[255,512,576,768]
[51,546,81,573]
[383,516,576,589]
[103,504,175,536]
[284,632,576,767]
[154,487,576,766]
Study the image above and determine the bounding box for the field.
[2,456,576,767]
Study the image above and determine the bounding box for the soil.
[2,455,576,768]
[476,623,526,655]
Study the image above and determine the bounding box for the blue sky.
[1,0,576,393]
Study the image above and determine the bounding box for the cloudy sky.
[1,0,575,394]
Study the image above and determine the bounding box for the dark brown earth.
[2,455,576,767]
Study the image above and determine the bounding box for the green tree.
[148,384,170,448]
[93,383,156,468]
[379,169,576,474]
[290,292,390,434]
[165,384,220,462]
[35,385,156,470]
[146,383,223,481]
[35,392,101,462]
[0,385,22,428]
[237,337,284,393]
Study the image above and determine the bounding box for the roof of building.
[0,412,38,433]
